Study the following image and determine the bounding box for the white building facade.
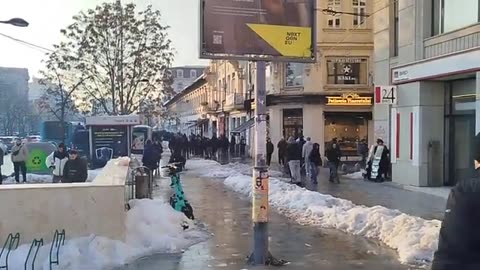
[373,0,480,186]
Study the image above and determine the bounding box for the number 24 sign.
[375,85,397,105]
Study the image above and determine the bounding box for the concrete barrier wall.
[0,158,129,246]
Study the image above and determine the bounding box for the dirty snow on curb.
[6,199,208,270]
[186,158,282,178]
[187,159,441,265]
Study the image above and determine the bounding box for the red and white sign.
[375,85,397,105]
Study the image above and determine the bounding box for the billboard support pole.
[249,61,286,266]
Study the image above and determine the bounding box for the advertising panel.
[91,126,128,160]
[200,0,315,61]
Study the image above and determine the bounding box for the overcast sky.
[0,0,208,78]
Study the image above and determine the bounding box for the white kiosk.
[86,115,140,166]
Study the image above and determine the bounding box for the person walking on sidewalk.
[277,137,287,165]
[302,137,314,177]
[266,138,274,166]
[46,143,68,183]
[309,143,322,184]
[432,132,480,270]
[326,138,341,183]
[11,138,28,183]
[286,136,302,186]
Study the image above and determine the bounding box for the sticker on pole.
[252,169,269,223]
[375,85,397,105]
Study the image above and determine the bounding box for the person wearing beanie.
[432,132,480,269]
[46,143,68,183]
[62,149,88,183]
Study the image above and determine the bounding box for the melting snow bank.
[3,169,102,184]
[186,158,283,178]
[223,174,441,265]
[7,199,208,270]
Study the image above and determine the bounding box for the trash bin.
[134,167,152,199]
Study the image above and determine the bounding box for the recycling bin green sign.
[26,143,56,174]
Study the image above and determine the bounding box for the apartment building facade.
[267,0,375,160]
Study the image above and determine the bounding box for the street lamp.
[0,18,29,27]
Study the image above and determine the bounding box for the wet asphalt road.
[117,168,422,270]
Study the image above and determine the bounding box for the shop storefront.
[385,49,480,187]
[324,93,373,159]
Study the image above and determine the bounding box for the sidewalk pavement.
[229,159,448,221]
[119,154,421,270]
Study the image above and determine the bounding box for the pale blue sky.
[0,0,207,77]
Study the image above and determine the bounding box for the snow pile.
[3,170,102,184]
[6,199,208,270]
[187,159,282,178]
[223,174,441,265]
[343,170,365,180]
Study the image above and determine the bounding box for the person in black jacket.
[431,132,480,270]
[286,137,302,185]
[0,146,3,184]
[277,138,287,165]
[309,143,322,184]
[143,140,160,173]
[266,138,274,166]
[326,138,341,183]
[63,149,88,183]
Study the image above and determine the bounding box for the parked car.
[26,135,41,143]
[0,136,18,152]
[0,142,6,155]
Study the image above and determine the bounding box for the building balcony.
[224,93,245,111]
[200,101,220,115]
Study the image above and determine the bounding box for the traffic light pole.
[248,61,286,266]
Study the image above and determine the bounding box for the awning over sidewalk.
[196,118,209,127]
[230,118,254,134]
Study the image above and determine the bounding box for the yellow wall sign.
[326,93,372,106]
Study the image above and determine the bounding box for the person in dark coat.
[309,143,322,184]
[240,136,246,157]
[286,137,302,185]
[63,149,88,183]
[375,139,390,182]
[326,138,341,183]
[277,138,287,165]
[0,146,3,184]
[230,135,236,155]
[211,135,218,160]
[143,140,160,173]
[266,138,274,166]
[432,132,480,270]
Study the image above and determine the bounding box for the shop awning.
[196,118,209,127]
[231,118,254,134]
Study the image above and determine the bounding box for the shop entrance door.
[446,115,475,185]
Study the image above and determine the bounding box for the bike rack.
[49,230,65,270]
[25,238,43,270]
[0,233,20,270]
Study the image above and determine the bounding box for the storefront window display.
[283,109,303,139]
[324,113,369,157]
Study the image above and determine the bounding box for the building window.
[352,0,367,27]
[327,0,341,27]
[177,69,184,78]
[392,0,399,56]
[190,70,197,78]
[433,0,480,35]
[283,109,303,139]
[285,63,304,87]
[326,58,368,85]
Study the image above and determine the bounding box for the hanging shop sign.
[326,93,372,106]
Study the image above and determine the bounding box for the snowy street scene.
[1,0,480,269]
